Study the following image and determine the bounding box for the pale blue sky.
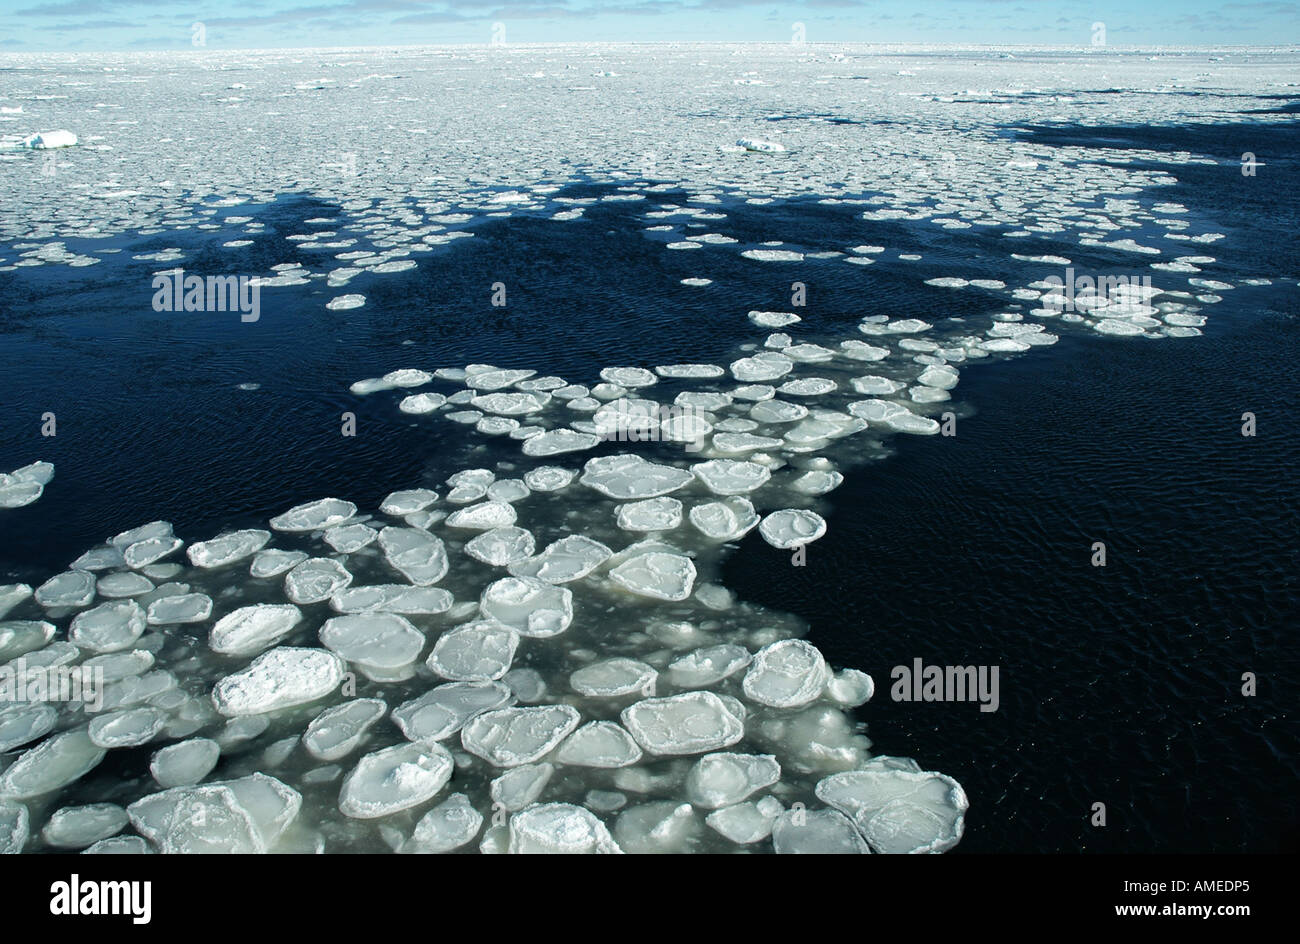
[2,0,1298,51]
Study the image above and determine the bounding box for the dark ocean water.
[1,115,1296,853]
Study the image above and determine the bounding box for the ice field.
[1,44,1297,853]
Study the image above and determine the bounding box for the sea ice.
[250,549,307,578]
[21,130,77,149]
[426,620,519,681]
[35,570,96,608]
[613,802,699,853]
[508,803,622,854]
[324,523,378,553]
[690,459,770,495]
[209,603,303,656]
[480,576,573,637]
[446,501,517,530]
[730,352,795,382]
[570,658,657,697]
[742,639,831,708]
[771,809,868,854]
[303,699,386,761]
[0,703,58,753]
[270,498,356,532]
[319,613,425,674]
[212,647,346,717]
[461,705,582,767]
[609,551,697,601]
[686,753,781,808]
[150,737,221,787]
[706,797,784,844]
[96,572,154,598]
[621,692,744,755]
[556,722,644,768]
[128,774,301,853]
[391,681,514,743]
[490,763,554,811]
[0,728,106,800]
[285,558,353,605]
[69,600,146,653]
[688,497,761,541]
[465,526,536,565]
[338,742,453,819]
[88,707,166,748]
[330,584,452,615]
[668,645,752,688]
[41,803,128,849]
[521,429,602,456]
[815,764,968,854]
[378,526,449,585]
[409,793,483,852]
[522,466,576,491]
[187,530,271,568]
[758,509,827,548]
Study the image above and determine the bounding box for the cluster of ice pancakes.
[0,471,967,854]
[0,462,53,510]
[1,283,1004,853]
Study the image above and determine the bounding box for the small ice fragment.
[146,593,212,625]
[285,558,353,605]
[509,803,622,853]
[771,809,868,854]
[41,803,128,849]
[609,551,697,601]
[210,603,302,657]
[491,763,554,811]
[570,658,657,697]
[391,681,514,742]
[706,797,783,844]
[35,570,96,608]
[319,613,425,674]
[465,527,536,566]
[815,765,967,854]
[555,722,644,768]
[690,459,770,495]
[461,705,582,767]
[212,647,346,717]
[668,645,752,688]
[426,620,519,681]
[150,737,221,787]
[446,501,517,530]
[523,467,575,491]
[621,692,744,756]
[88,707,166,748]
[187,530,271,568]
[742,639,831,708]
[686,753,781,808]
[759,509,827,548]
[409,793,483,852]
[508,535,612,584]
[522,429,602,456]
[480,576,573,637]
[378,527,449,585]
[270,498,356,532]
[250,548,307,578]
[689,497,760,541]
[339,742,454,819]
[0,728,106,800]
[69,600,146,653]
[302,699,386,762]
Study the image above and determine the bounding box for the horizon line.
[5,40,1300,56]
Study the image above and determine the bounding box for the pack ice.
[9,41,1255,855]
